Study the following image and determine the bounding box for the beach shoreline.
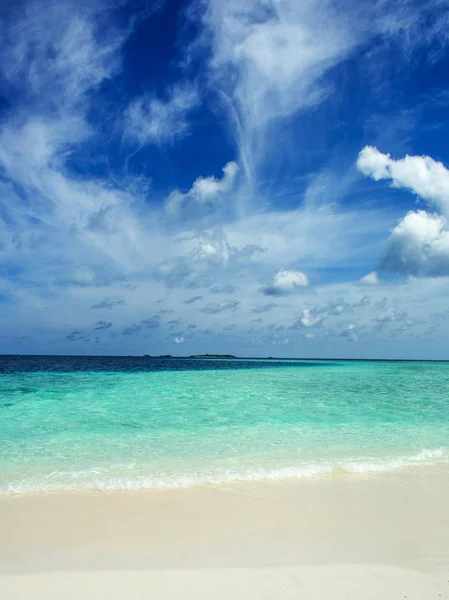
[1,466,448,598]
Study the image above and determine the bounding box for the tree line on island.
[141,354,239,359]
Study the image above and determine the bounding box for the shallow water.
[1,356,448,493]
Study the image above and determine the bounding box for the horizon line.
[1,354,449,363]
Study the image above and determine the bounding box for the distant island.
[141,354,239,359]
[189,354,238,359]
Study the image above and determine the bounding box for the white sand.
[1,467,449,598]
[2,566,448,600]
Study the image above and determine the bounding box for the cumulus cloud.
[200,299,240,313]
[63,265,123,287]
[140,315,161,329]
[92,297,124,310]
[371,308,411,337]
[252,303,277,313]
[67,330,89,342]
[372,308,408,325]
[125,85,199,145]
[164,162,239,223]
[122,324,142,336]
[357,146,449,215]
[357,147,449,277]
[261,269,308,296]
[295,308,325,328]
[157,229,262,288]
[65,266,100,287]
[382,211,449,276]
[182,296,203,304]
[292,296,371,329]
[93,320,112,330]
[360,271,379,285]
[340,323,358,341]
[210,285,236,294]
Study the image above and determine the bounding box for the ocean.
[1,355,448,494]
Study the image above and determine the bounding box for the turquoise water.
[1,357,448,493]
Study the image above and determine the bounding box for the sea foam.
[1,447,447,495]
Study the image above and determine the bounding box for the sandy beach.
[1,467,449,598]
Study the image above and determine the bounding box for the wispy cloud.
[1,0,124,112]
[1,0,449,357]
[202,0,359,181]
[125,84,199,146]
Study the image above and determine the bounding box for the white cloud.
[357,147,449,277]
[357,146,449,216]
[360,271,379,285]
[292,296,371,330]
[1,1,123,113]
[125,85,199,145]
[210,285,236,294]
[65,266,98,287]
[2,0,449,357]
[296,308,324,328]
[164,161,239,223]
[200,299,240,314]
[0,1,160,280]
[201,0,430,189]
[157,229,262,289]
[372,308,408,326]
[383,210,449,276]
[252,303,277,313]
[341,323,358,341]
[203,0,361,181]
[92,297,124,310]
[261,269,308,295]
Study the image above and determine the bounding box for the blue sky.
[1,0,449,358]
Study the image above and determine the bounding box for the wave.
[1,447,448,495]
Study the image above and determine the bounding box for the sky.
[1,0,449,359]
